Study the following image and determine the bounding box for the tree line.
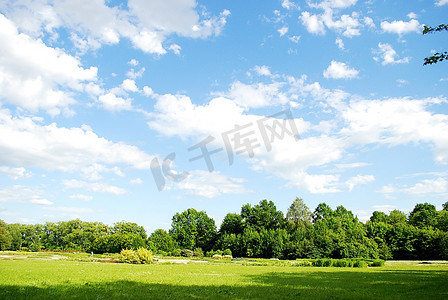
[1,198,448,260]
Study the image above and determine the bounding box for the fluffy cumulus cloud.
[147,69,448,193]
[340,97,448,164]
[0,0,230,55]
[0,108,153,174]
[381,18,421,35]
[0,14,98,116]
[373,43,409,65]
[323,61,359,79]
[300,1,362,37]
[0,166,32,180]
[0,185,51,205]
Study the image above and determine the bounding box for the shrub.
[212,254,223,259]
[172,249,182,257]
[333,259,352,267]
[215,250,223,256]
[371,259,385,267]
[194,248,204,257]
[136,248,153,264]
[298,261,313,267]
[181,249,193,257]
[223,249,232,256]
[157,250,167,256]
[119,249,140,264]
[223,255,233,260]
[322,259,333,267]
[353,260,368,268]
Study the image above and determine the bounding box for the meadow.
[0,252,447,299]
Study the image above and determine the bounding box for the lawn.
[0,254,447,299]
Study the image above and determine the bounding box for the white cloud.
[436,0,448,6]
[288,35,301,43]
[340,97,448,164]
[282,0,299,10]
[126,68,145,79]
[63,179,126,195]
[253,65,272,77]
[316,0,358,9]
[0,0,230,55]
[373,43,410,65]
[323,61,359,79]
[335,37,344,49]
[128,59,139,66]
[407,12,417,19]
[345,174,375,191]
[174,170,250,198]
[363,17,375,28]
[378,178,448,195]
[0,166,32,179]
[381,19,421,35]
[0,185,49,205]
[122,79,139,93]
[98,93,133,111]
[278,26,289,36]
[406,177,448,194]
[168,44,182,55]
[0,108,153,173]
[300,12,326,34]
[69,194,93,201]
[31,198,53,206]
[0,14,97,116]
[227,81,289,109]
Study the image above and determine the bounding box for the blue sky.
[0,0,447,233]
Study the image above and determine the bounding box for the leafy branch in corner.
[423,24,448,65]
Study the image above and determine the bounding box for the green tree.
[312,203,333,223]
[6,224,22,250]
[219,213,243,235]
[170,208,216,251]
[148,229,177,253]
[370,211,388,223]
[388,210,407,225]
[286,197,312,230]
[408,203,438,229]
[241,200,285,231]
[0,220,12,250]
[423,24,448,65]
[113,221,147,240]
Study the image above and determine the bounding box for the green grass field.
[1,253,447,299]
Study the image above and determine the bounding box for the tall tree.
[170,208,216,251]
[286,197,312,229]
[408,203,439,229]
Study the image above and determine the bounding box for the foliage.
[170,208,217,252]
[181,249,194,257]
[119,248,153,264]
[148,229,177,253]
[119,249,140,264]
[423,24,448,65]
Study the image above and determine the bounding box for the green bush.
[223,255,233,260]
[136,248,153,264]
[206,250,215,257]
[353,260,368,268]
[194,248,204,257]
[172,249,182,257]
[181,249,193,257]
[212,254,223,259]
[333,259,351,267]
[371,259,385,267]
[157,250,167,256]
[223,249,232,256]
[119,249,140,264]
